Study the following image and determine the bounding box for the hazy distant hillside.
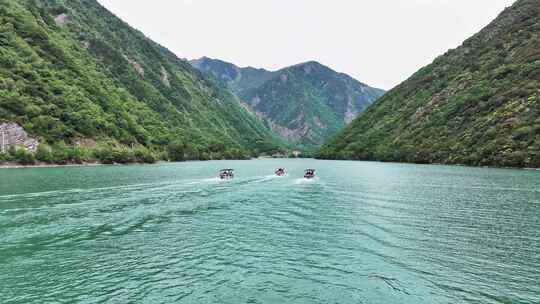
[318,0,540,168]
[191,58,385,148]
[190,57,275,96]
[0,0,283,163]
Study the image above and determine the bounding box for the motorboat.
[304,169,316,179]
[275,168,286,176]
[219,169,234,180]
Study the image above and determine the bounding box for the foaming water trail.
[294,177,319,184]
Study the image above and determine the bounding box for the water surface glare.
[1,159,539,303]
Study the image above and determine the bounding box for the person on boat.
[304,169,316,179]
[275,168,286,176]
[219,169,234,179]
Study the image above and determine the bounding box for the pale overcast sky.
[97,0,516,90]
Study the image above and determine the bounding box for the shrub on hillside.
[35,145,54,163]
[12,148,36,165]
[0,152,8,163]
[67,146,90,164]
[51,142,71,164]
[133,147,157,164]
[93,145,145,164]
[167,141,185,162]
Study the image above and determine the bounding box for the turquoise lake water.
[1,159,539,303]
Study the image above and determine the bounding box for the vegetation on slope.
[191,58,385,148]
[190,57,275,96]
[0,0,284,165]
[0,143,158,165]
[318,0,540,168]
[241,62,385,147]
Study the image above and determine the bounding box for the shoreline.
[0,162,104,169]
[314,158,540,171]
[1,159,539,171]
[0,157,303,169]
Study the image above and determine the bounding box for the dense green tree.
[0,152,8,163]
[51,142,70,164]
[35,145,54,163]
[167,140,186,162]
[133,147,156,164]
[11,148,36,165]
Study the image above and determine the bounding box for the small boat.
[275,168,286,176]
[219,169,234,180]
[304,169,316,179]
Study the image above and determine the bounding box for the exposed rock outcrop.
[54,13,69,26]
[123,55,145,77]
[0,123,39,152]
[161,66,170,87]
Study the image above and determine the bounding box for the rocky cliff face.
[0,123,39,152]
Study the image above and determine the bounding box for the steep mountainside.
[190,57,275,96]
[318,0,540,168]
[0,0,283,162]
[191,58,385,148]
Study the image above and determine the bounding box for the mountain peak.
[296,60,324,67]
[191,58,385,147]
[288,60,328,72]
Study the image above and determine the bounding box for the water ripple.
[1,159,539,304]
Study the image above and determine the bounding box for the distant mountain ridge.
[317,0,540,168]
[190,57,385,148]
[190,57,275,96]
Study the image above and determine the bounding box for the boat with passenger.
[275,168,286,176]
[219,169,234,180]
[304,169,316,179]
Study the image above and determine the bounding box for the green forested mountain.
[190,57,275,96]
[191,58,385,148]
[318,0,540,168]
[0,0,283,164]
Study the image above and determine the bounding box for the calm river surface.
[1,159,539,303]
